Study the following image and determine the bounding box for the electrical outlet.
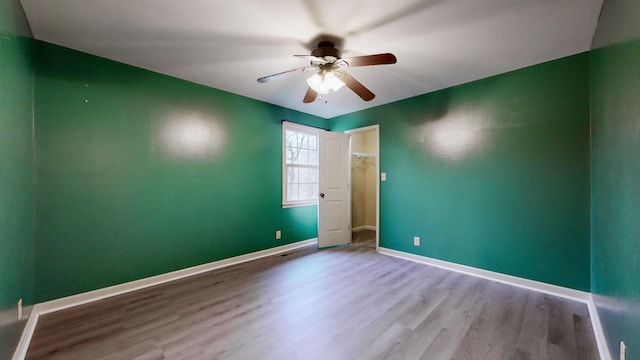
[275,230,281,240]
[17,299,22,321]
[413,236,420,246]
[620,341,627,360]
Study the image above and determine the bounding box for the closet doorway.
[345,125,379,250]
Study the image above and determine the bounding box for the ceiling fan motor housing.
[311,41,341,61]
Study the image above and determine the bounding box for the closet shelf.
[351,151,376,158]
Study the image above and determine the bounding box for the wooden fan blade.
[303,87,318,103]
[257,66,314,83]
[294,55,327,64]
[342,72,375,101]
[342,53,397,67]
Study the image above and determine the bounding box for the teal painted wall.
[0,0,35,356]
[33,42,324,302]
[590,0,640,358]
[331,53,591,291]
[0,0,34,312]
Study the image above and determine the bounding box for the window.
[282,121,320,207]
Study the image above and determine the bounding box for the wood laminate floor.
[352,229,376,248]
[26,242,599,360]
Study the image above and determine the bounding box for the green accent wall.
[331,53,591,291]
[33,42,324,302]
[0,0,34,312]
[0,0,34,356]
[590,0,640,358]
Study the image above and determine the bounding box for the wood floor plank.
[419,290,488,360]
[449,281,509,360]
[511,292,550,360]
[479,286,529,359]
[25,242,600,360]
[547,296,580,360]
[376,285,475,359]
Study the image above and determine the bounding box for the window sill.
[282,202,318,209]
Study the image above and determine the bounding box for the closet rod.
[351,151,377,158]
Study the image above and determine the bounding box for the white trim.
[379,247,590,302]
[344,124,379,133]
[12,238,318,360]
[588,294,612,360]
[11,310,38,360]
[281,201,317,209]
[352,225,376,232]
[1,305,32,360]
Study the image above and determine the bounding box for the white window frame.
[282,121,321,208]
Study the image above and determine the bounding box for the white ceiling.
[21,0,603,119]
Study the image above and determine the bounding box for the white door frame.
[344,125,380,251]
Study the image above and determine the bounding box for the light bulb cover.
[324,72,345,92]
[306,73,325,93]
[306,71,345,94]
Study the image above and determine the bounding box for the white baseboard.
[352,225,376,232]
[1,305,32,360]
[587,294,612,360]
[378,248,615,359]
[12,241,610,360]
[379,247,590,302]
[12,238,317,360]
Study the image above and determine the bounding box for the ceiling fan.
[257,41,397,103]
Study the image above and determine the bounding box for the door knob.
[319,193,325,198]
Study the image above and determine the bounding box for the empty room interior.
[1,0,639,359]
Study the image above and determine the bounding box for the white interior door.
[318,131,351,248]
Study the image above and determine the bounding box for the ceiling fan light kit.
[306,68,345,94]
[257,39,396,104]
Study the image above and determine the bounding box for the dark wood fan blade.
[294,55,327,64]
[342,53,397,67]
[303,87,318,103]
[342,72,375,101]
[257,66,314,83]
